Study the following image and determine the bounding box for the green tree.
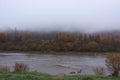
[87,41,98,51]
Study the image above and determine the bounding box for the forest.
[0,30,120,52]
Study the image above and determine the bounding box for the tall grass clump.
[0,66,10,72]
[93,67,105,75]
[14,63,29,72]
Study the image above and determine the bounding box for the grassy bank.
[0,72,119,80]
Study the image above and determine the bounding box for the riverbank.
[0,72,119,80]
[0,50,119,55]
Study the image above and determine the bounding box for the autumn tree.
[0,32,7,43]
[106,54,120,76]
[69,34,78,42]
[58,32,68,41]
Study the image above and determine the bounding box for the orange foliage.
[0,32,7,42]
[69,34,77,41]
[58,32,68,41]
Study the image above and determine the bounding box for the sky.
[0,0,120,32]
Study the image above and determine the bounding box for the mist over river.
[0,53,108,75]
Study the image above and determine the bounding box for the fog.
[0,0,120,33]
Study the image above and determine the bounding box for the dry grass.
[0,66,10,72]
[14,63,29,72]
[93,67,105,75]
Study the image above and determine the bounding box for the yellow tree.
[58,32,68,41]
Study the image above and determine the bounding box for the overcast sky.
[0,0,120,32]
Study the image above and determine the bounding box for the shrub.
[93,67,105,75]
[105,54,120,76]
[14,63,29,72]
[0,66,10,72]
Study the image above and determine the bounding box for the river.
[0,53,108,75]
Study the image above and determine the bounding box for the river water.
[0,53,108,75]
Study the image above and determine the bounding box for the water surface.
[0,53,107,75]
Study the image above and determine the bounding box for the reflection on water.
[0,53,107,75]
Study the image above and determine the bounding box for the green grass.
[0,72,119,80]
[62,75,120,80]
[0,72,58,80]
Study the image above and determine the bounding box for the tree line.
[0,31,120,52]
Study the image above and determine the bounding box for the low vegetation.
[0,72,119,80]
[0,66,10,72]
[93,67,105,75]
[14,63,29,72]
[0,72,56,80]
